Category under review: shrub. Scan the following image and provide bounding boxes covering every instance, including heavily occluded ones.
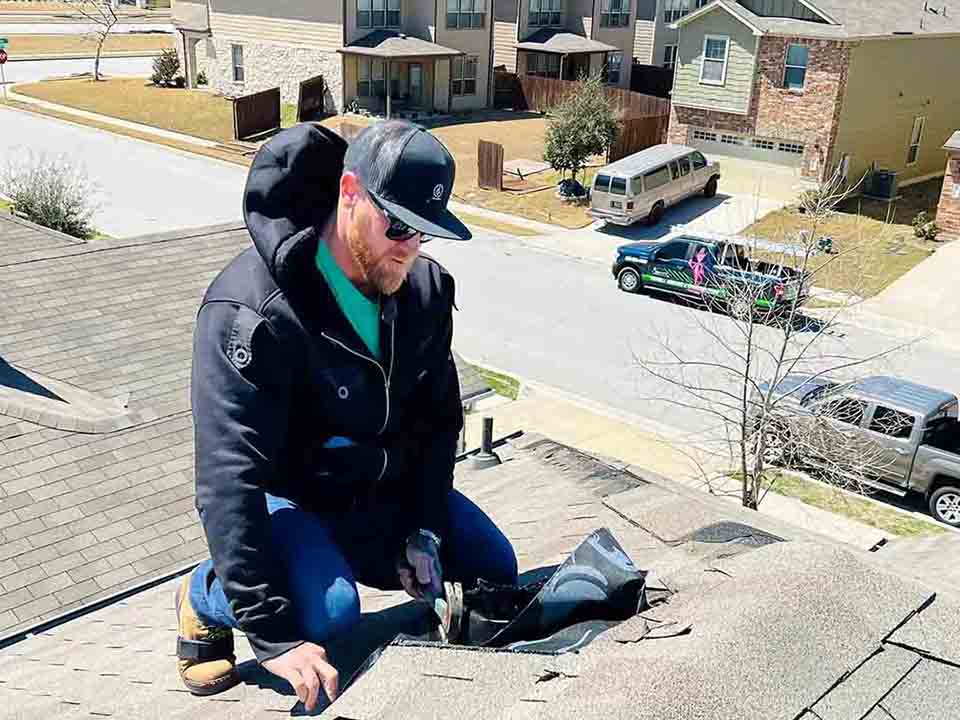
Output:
[1,151,98,240]
[912,211,941,242]
[151,49,180,87]
[196,70,208,86]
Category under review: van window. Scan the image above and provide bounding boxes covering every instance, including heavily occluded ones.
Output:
[870,406,915,439]
[669,161,681,180]
[644,166,671,191]
[691,152,708,170]
[630,176,644,195]
[594,174,611,193]
[610,177,627,195]
[678,157,691,176]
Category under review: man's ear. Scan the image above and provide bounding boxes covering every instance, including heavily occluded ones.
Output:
[340,171,362,208]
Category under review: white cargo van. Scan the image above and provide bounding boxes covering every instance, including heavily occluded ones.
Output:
[589,144,721,226]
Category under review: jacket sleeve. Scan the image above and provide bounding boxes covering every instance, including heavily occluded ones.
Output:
[191,300,304,664]
[409,275,463,544]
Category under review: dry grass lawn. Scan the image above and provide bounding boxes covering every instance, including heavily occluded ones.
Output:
[0,2,164,12]
[744,207,934,298]
[16,77,238,141]
[4,33,173,56]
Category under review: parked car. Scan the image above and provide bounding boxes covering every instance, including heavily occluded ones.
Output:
[755,374,960,527]
[611,234,808,318]
[589,144,721,226]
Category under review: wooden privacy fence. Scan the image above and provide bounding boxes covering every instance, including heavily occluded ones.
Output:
[233,87,280,141]
[630,63,674,99]
[608,115,671,163]
[515,75,671,119]
[478,140,504,191]
[297,74,327,123]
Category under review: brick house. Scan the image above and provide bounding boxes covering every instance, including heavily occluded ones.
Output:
[665,0,960,186]
[171,0,496,117]
[939,131,960,241]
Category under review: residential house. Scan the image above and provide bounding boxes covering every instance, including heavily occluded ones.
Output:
[493,0,638,89]
[664,0,960,185]
[633,0,658,64]
[171,0,497,116]
[939,131,960,241]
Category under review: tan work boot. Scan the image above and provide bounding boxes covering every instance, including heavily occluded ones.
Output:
[175,572,240,695]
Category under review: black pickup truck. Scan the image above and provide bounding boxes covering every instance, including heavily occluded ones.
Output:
[612,234,809,318]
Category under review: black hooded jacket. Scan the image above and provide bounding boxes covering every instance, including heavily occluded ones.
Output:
[190,124,463,663]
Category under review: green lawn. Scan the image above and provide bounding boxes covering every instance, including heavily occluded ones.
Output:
[769,471,946,538]
[473,365,521,401]
[0,197,11,214]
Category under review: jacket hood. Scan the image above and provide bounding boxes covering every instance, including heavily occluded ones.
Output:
[243,123,348,288]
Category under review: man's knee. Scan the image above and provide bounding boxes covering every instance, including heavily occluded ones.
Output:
[299,577,361,643]
[487,539,519,586]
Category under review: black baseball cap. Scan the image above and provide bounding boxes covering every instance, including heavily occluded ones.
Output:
[344,120,471,241]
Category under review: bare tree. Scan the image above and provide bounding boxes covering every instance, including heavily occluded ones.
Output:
[631,165,914,510]
[69,1,120,82]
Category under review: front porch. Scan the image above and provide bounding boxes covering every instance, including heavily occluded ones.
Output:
[515,28,619,84]
[339,30,465,120]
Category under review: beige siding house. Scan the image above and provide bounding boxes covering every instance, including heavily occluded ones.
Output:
[667,0,960,185]
[492,0,637,89]
[171,0,495,116]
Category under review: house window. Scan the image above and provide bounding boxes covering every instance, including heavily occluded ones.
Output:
[358,0,400,28]
[784,43,808,90]
[529,0,561,27]
[907,116,925,165]
[231,44,244,82]
[605,51,623,84]
[664,0,707,24]
[358,57,386,97]
[600,0,630,27]
[663,44,678,70]
[452,55,478,95]
[447,0,486,29]
[526,52,560,78]
[699,35,729,86]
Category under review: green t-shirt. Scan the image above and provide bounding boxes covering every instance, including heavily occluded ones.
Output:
[315,239,381,358]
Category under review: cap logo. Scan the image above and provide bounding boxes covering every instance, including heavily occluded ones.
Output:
[432,184,444,201]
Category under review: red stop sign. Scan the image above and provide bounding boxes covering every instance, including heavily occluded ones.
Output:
[0,50,7,65]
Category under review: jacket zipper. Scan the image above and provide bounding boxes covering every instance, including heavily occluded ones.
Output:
[321,316,396,436]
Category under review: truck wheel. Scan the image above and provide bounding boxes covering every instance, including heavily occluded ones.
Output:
[729,295,755,322]
[618,268,642,294]
[929,485,960,527]
[647,202,665,226]
[704,176,719,198]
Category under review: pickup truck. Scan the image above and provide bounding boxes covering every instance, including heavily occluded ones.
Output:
[612,233,809,318]
[756,374,960,527]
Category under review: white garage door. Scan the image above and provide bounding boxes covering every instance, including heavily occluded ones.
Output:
[688,128,806,168]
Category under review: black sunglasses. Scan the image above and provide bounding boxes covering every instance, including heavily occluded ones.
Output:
[367,193,422,242]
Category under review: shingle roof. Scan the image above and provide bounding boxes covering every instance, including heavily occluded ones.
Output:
[677,0,960,39]
[339,29,463,58]
[0,216,490,644]
[1,436,958,719]
[515,28,620,55]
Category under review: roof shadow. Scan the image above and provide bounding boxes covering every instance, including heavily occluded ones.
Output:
[0,357,65,403]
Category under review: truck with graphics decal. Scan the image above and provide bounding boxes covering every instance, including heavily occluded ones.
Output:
[612,234,809,318]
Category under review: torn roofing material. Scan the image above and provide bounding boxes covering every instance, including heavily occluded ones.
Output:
[2,437,960,720]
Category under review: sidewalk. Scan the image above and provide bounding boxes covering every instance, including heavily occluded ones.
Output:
[461,384,903,551]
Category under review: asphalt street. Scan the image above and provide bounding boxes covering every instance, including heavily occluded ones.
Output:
[1,56,155,84]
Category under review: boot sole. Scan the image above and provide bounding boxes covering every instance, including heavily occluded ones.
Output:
[175,576,241,697]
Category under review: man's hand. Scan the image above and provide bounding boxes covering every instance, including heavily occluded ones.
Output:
[397,530,443,601]
[262,642,339,712]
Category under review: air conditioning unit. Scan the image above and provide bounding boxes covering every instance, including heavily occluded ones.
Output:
[868,168,898,200]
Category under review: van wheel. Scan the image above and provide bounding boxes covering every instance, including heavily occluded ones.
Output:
[647,202,665,226]
[929,485,960,526]
[618,268,642,294]
[704,177,719,198]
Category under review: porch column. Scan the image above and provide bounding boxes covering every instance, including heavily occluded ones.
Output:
[559,54,565,82]
[386,59,392,119]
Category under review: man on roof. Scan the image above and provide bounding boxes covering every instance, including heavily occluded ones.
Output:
[176,120,518,711]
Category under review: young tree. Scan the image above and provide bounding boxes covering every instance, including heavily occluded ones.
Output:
[70,0,120,81]
[630,166,912,510]
[542,73,619,193]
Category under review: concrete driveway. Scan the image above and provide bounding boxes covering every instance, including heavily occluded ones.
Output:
[704,154,811,204]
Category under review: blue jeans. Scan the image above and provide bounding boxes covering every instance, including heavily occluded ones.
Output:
[189,490,518,645]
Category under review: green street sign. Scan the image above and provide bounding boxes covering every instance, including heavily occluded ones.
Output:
[0,39,8,48]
